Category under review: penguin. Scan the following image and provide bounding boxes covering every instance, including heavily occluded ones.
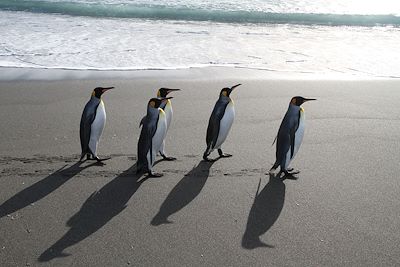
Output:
[203,84,241,161]
[137,97,172,177]
[79,87,114,162]
[156,88,180,160]
[270,96,316,177]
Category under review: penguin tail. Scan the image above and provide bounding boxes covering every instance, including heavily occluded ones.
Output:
[136,161,147,175]
[79,153,86,162]
[203,145,213,161]
[136,163,142,174]
[269,162,279,172]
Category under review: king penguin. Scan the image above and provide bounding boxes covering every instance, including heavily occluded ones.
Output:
[270,96,316,177]
[137,97,172,177]
[203,84,241,161]
[156,87,180,160]
[79,86,114,162]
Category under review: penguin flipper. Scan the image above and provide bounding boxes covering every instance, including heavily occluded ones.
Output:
[206,101,227,149]
[80,101,99,156]
[137,116,158,173]
[206,115,220,149]
[275,129,291,171]
[139,116,146,128]
[290,128,296,159]
[290,110,301,159]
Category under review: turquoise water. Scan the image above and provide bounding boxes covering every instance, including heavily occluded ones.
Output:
[1,0,400,26]
[1,0,400,77]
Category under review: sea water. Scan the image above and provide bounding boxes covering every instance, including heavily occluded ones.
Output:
[1,0,400,78]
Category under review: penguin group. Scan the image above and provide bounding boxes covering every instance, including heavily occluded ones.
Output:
[79,85,316,179]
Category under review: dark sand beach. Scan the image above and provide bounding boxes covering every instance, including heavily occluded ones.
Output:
[1,67,400,266]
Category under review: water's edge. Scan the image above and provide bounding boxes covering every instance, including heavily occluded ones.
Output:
[0,66,396,82]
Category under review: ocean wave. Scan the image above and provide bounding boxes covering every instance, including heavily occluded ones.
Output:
[1,0,400,26]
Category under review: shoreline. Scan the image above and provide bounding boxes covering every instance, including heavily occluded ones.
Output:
[1,66,398,82]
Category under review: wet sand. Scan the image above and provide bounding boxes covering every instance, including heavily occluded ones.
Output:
[1,68,400,266]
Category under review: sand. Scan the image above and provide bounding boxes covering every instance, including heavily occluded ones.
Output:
[1,67,400,266]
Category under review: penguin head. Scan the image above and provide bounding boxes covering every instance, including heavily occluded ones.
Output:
[290,96,316,106]
[148,97,173,109]
[92,87,114,98]
[220,83,242,97]
[157,88,181,97]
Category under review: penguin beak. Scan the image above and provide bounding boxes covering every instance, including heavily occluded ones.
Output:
[167,88,181,94]
[101,87,114,93]
[304,98,316,102]
[230,84,242,90]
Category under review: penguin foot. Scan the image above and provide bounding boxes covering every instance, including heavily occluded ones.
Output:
[78,154,93,162]
[287,170,300,175]
[79,154,87,162]
[282,170,299,180]
[161,155,177,161]
[160,152,176,161]
[148,172,164,178]
[94,156,111,162]
[218,149,232,158]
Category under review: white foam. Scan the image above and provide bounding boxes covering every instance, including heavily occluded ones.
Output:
[1,10,400,78]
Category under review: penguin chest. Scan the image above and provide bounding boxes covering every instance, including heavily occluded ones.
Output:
[215,101,235,149]
[284,108,305,168]
[90,101,106,142]
[152,110,168,153]
[293,109,305,157]
[164,100,173,131]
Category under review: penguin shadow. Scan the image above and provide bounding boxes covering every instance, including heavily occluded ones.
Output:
[0,161,100,219]
[150,159,216,226]
[241,173,286,249]
[38,164,147,262]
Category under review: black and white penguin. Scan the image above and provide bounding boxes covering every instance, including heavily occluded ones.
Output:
[137,97,172,177]
[79,87,114,162]
[203,84,241,161]
[156,88,180,160]
[270,96,316,178]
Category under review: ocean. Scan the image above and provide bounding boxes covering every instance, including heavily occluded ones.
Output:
[1,0,400,78]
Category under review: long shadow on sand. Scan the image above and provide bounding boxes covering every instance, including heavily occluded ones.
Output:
[151,160,216,226]
[38,164,146,262]
[0,161,100,218]
[241,173,286,249]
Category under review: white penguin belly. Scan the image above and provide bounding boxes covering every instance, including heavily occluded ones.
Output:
[284,110,305,169]
[149,109,167,168]
[160,101,173,155]
[164,100,173,131]
[214,101,235,149]
[293,110,305,159]
[89,101,106,156]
